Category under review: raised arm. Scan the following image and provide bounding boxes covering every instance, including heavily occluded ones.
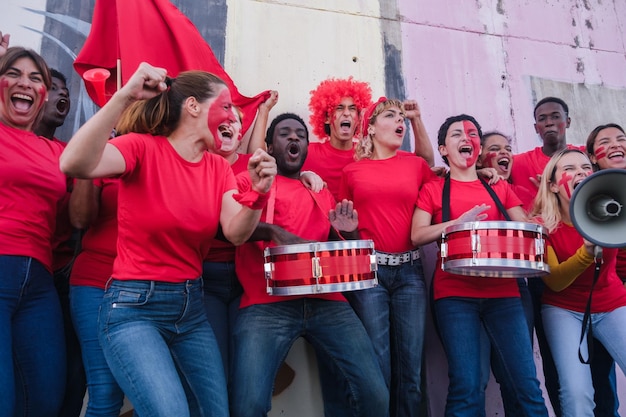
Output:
[404,99,435,167]
[220,148,277,245]
[244,90,278,153]
[59,63,168,178]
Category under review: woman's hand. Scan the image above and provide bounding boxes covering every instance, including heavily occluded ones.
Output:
[118,62,168,102]
[248,148,277,193]
[457,204,490,223]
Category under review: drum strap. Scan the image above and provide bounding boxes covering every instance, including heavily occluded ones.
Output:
[441,175,510,222]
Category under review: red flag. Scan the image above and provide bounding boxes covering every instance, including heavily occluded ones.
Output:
[74,0,269,134]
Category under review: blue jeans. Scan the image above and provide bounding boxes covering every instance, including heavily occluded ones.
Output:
[230,299,388,417]
[434,297,548,417]
[530,279,619,417]
[486,279,534,417]
[345,260,426,417]
[55,268,87,417]
[542,305,626,417]
[202,260,242,379]
[98,278,227,417]
[70,285,125,417]
[0,256,66,417]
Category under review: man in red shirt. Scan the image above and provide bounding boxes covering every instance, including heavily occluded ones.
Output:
[510,97,618,417]
[231,113,388,417]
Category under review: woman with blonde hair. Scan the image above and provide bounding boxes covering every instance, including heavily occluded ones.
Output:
[530,148,626,416]
[339,97,434,416]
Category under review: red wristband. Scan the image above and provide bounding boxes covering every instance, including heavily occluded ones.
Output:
[233,189,270,210]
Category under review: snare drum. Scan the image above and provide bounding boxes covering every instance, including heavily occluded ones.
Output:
[264,240,378,295]
[440,221,549,277]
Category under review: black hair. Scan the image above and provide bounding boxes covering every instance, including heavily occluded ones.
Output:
[437,114,482,166]
[533,96,569,119]
[265,113,309,145]
[50,68,67,85]
[480,130,510,147]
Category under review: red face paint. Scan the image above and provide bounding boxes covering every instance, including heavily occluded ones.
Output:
[36,85,47,112]
[594,145,607,161]
[463,120,480,167]
[482,151,497,168]
[207,88,234,150]
[557,171,574,199]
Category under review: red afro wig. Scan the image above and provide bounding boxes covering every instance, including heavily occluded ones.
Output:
[308,77,372,140]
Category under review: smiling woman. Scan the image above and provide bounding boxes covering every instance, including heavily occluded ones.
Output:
[0,42,69,417]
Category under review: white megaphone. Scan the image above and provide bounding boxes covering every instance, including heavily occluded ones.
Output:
[570,168,626,248]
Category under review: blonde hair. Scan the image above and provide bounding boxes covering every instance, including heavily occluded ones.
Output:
[530,148,588,233]
[355,99,404,160]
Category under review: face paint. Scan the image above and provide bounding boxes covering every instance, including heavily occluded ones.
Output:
[463,120,480,167]
[207,87,234,150]
[482,151,497,168]
[557,171,574,199]
[36,85,47,112]
[594,145,607,161]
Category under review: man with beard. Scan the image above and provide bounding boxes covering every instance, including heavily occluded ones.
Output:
[510,96,619,417]
[230,113,388,417]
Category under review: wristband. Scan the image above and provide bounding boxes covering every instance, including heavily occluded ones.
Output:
[233,189,270,210]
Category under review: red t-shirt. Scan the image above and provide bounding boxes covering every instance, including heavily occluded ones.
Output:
[204,153,251,263]
[339,151,434,253]
[110,133,236,282]
[70,178,119,288]
[417,177,523,300]
[235,174,345,308]
[510,145,584,209]
[302,141,355,201]
[543,222,626,312]
[0,123,66,271]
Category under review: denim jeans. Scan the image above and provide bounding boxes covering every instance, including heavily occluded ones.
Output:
[230,299,388,417]
[345,260,426,417]
[530,279,619,417]
[55,269,87,417]
[486,279,534,417]
[434,297,548,417]
[98,278,227,417]
[202,260,242,379]
[0,256,66,417]
[542,305,626,417]
[70,285,125,417]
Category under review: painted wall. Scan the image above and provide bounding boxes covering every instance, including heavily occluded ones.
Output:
[2,0,625,416]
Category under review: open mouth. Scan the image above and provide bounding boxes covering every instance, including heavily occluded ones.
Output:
[395,126,404,135]
[218,125,233,139]
[11,93,33,112]
[339,120,352,134]
[56,98,69,114]
[459,144,473,157]
[287,142,301,158]
[608,151,625,160]
[497,157,510,171]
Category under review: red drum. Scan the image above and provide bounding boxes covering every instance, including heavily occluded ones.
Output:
[440,221,549,278]
[264,240,378,295]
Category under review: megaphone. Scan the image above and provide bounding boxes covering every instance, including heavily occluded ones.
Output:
[570,168,626,248]
[82,68,111,107]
